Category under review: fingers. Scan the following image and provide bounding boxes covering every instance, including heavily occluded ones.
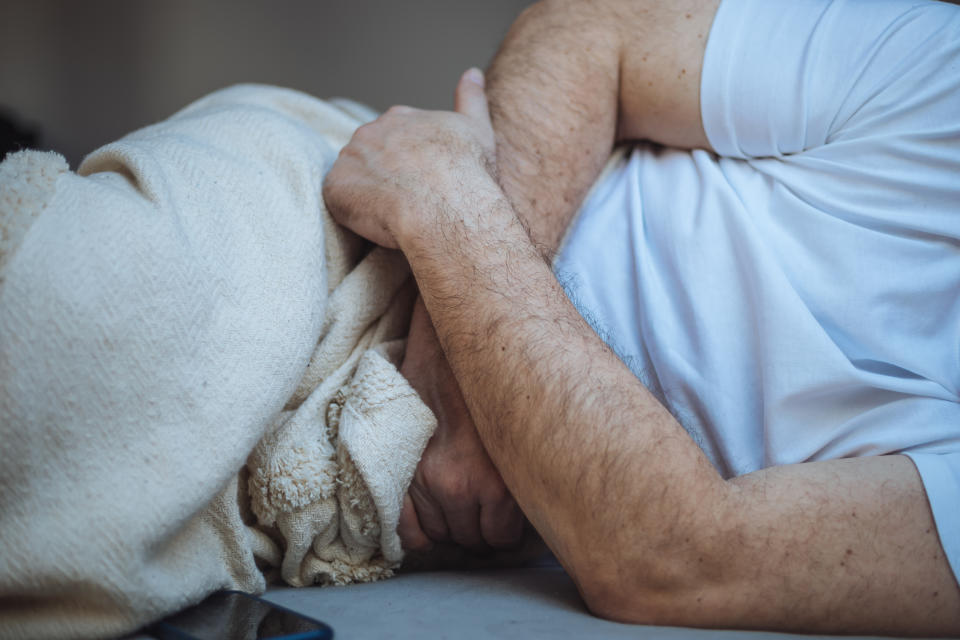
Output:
[398,493,434,551]
[440,482,525,551]
[408,479,451,543]
[383,104,416,117]
[444,501,486,552]
[454,68,492,130]
[322,141,402,249]
[480,493,526,550]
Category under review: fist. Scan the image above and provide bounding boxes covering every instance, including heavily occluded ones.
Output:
[323,69,497,249]
[398,296,525,552]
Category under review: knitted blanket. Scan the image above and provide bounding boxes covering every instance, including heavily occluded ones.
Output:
[0,85,436,639]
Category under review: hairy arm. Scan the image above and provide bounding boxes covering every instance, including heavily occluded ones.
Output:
[486,0,713,254]
[403,170,959,635]
[332,0,960,633]
[398,0,716,550]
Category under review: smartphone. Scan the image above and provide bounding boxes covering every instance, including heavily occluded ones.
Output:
[148,590,333,640]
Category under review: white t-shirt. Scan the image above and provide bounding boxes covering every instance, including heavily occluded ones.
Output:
[555,0,960,582]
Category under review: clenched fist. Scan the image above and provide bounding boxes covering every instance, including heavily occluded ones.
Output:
[323,68,499,250]
[398,296,525,552]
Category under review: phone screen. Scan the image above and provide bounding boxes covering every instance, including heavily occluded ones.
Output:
[149,590,333,640]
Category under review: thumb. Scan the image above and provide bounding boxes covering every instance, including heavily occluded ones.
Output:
[454,68,492,129]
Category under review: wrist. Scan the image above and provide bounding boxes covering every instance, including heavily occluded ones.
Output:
[393,170,511,256]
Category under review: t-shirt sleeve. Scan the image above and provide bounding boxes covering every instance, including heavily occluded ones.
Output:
[700,0,960,585]
[904,452,960,582]
[700,0,960,159]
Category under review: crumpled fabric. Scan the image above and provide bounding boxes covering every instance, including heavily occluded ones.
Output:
[0,85,436,640]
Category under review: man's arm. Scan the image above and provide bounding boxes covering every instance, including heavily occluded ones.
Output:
[323,81,960,634]
[396,0,626,550]
[326,0,960,633]
[398,0,717,551]
[487,0,713,253]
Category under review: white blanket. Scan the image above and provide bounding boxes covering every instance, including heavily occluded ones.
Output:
[0,85,436,639]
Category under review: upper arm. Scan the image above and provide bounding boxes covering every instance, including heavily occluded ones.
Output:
[602,455,960,636]
[720,456,960,635]
[614,0,719,150]
[484,0,719,252]
[485,0,623,253]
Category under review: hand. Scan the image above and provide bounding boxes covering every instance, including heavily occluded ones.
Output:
[322,68,498,249]
[398,296,525,552]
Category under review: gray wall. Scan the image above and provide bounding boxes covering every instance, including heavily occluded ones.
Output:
[0,0,533,166]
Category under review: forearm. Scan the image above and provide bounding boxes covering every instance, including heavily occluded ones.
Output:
[397,177,960,636]
[397,175,727,618]
[397,1,622,546]
[407,0,723,609]
[462,0,722,595]
[326,0,960,629]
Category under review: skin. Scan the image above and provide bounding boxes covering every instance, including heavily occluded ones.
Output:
[399,295,524,551]
[398,0,715,553]
[323,0,960,634]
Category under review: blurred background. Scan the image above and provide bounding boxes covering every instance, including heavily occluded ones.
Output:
[0,0,533,166]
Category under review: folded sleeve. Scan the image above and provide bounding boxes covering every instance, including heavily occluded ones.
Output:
[904,452,960,582]
[701,0,960,159]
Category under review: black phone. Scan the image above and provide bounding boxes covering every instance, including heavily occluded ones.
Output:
[148,590,333,640]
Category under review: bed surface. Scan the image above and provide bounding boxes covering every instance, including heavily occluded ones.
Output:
[262,566,924,639]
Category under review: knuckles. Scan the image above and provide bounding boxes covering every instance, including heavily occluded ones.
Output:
[425,449,513,508]
[334,108,494,191]
[351,120,378,141]
[424,455,472,504]
[483,481,513,506]
[384,104,416,116]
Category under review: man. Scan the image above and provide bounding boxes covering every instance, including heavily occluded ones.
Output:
[323,0,960,635]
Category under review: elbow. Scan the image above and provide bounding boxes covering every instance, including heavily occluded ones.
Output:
[579,574,660,625]
[577,567,691,627]
[572,538,734,627]
[569,479,745,626]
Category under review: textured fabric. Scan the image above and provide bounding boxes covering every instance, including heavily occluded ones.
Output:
[0,85,436,639]
[556,0,960,580]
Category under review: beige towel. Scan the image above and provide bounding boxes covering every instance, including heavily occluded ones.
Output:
[0,85,436,639]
